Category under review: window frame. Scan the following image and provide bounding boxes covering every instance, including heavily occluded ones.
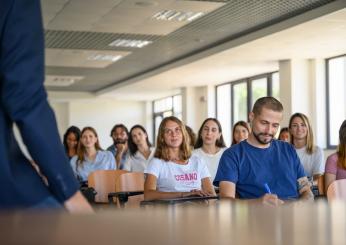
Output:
[215,71,279,144]
[326,54,346,149]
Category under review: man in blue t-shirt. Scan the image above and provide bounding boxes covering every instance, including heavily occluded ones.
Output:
[214,97,313,205]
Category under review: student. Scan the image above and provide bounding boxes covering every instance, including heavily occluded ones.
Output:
[186,125,197,149]
[71,127,115,183]
[324,120,346,192]
[63,126,81,160]
[124,125,155,172]
[214,97,313,205]
[193,118,227,182]
[107,124,129,169]
[0,0,91,212]
[144,116,216,201]
[278,127,290,142]
[231,121,250,146]
[289,113,324,181]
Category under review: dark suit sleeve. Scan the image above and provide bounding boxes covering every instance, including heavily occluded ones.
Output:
[0,0,79,202]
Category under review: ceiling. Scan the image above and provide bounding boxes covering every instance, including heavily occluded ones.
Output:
[42,0,346,101]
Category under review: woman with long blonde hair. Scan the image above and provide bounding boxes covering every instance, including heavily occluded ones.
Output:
[70,127,115,183]
[144,116,215,201]
[289,113,324,181]
[325,120,346,192]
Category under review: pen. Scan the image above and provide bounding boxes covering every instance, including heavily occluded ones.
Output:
[264,183,272,194]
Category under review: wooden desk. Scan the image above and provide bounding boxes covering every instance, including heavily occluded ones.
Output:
[1,200,345,245]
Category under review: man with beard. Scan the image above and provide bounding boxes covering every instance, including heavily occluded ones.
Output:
[107,124,129,169]
[214,97,313,205]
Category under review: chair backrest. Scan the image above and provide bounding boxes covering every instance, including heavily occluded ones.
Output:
[326,179,346,202]
[115,172,145,208]
[115,172,145,193]
[88,170,128,203]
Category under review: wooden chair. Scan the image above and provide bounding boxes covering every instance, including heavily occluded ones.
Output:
[88,170,128,203]
[317,174,325,196]
[108,172,145,208]
[326,179,346,202]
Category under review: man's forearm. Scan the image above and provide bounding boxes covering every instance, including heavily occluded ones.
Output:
[299,188,314,201]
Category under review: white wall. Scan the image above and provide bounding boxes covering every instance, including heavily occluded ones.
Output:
[51,98,146,148]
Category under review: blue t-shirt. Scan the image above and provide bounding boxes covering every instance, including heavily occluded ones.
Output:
[214,140,306,199]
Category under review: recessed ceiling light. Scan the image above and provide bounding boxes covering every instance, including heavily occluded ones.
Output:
[135,1,157,7]
[87,54,123,62]
[45,76,84,87]
[108,39,153,48]
[152,10,204,22]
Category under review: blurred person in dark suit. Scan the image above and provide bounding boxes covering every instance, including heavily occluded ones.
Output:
[0,0,92,212]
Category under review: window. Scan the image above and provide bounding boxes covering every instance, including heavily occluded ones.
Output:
[153,95,182,142]
[216,72,279,146]
[326,55,346,148]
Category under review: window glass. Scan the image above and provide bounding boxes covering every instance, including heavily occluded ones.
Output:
[327,56,346,147]
[251,77,267,108]
[233,82,248,124]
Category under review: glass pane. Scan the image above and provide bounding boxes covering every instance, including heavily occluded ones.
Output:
[217,84,231,146]
[163,111,173,117]
[251,77,267,108]
[328,56,346,146]
[233,82,248,125]
[271,72,280,100]
[173,95,182,113]
[154,115,163,144]
[164,97,173,111]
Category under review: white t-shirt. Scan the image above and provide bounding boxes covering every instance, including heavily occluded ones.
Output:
[295,146,324,178]
[192,147,226,182]
[123,147,155,172]
[145,155,211,192]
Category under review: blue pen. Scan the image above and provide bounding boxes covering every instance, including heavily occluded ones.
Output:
[264,183,272,194]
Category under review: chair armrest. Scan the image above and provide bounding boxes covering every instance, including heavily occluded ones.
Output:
[108,191,144,205]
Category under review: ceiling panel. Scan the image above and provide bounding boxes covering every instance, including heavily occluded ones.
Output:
[42,0,343,93]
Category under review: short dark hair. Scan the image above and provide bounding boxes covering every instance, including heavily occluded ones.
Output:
[110,124,129,137]
[128,124,152,156]
[252,96,283,116]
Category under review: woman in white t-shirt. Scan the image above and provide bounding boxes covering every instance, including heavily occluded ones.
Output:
[144,116,216,201]
[123,124,155,172]
[192,118,227,182]
[289,113,324,181]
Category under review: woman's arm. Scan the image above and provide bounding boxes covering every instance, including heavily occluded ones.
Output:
[144,174,184,200]
[324,173,336,193]
[201,177,216,196]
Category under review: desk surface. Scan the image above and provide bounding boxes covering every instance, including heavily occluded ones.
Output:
[1,200,345,245]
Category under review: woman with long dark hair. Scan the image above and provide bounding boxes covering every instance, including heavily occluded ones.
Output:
[124,124,154,172]
[231,121,250,146]
[63,126,81,160]
[193,118,227,182]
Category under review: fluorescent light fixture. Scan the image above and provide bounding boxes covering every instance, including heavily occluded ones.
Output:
[45,76,84,87]
[108,39,152,48]
[152,10,204,22]
[87,54,123,62]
